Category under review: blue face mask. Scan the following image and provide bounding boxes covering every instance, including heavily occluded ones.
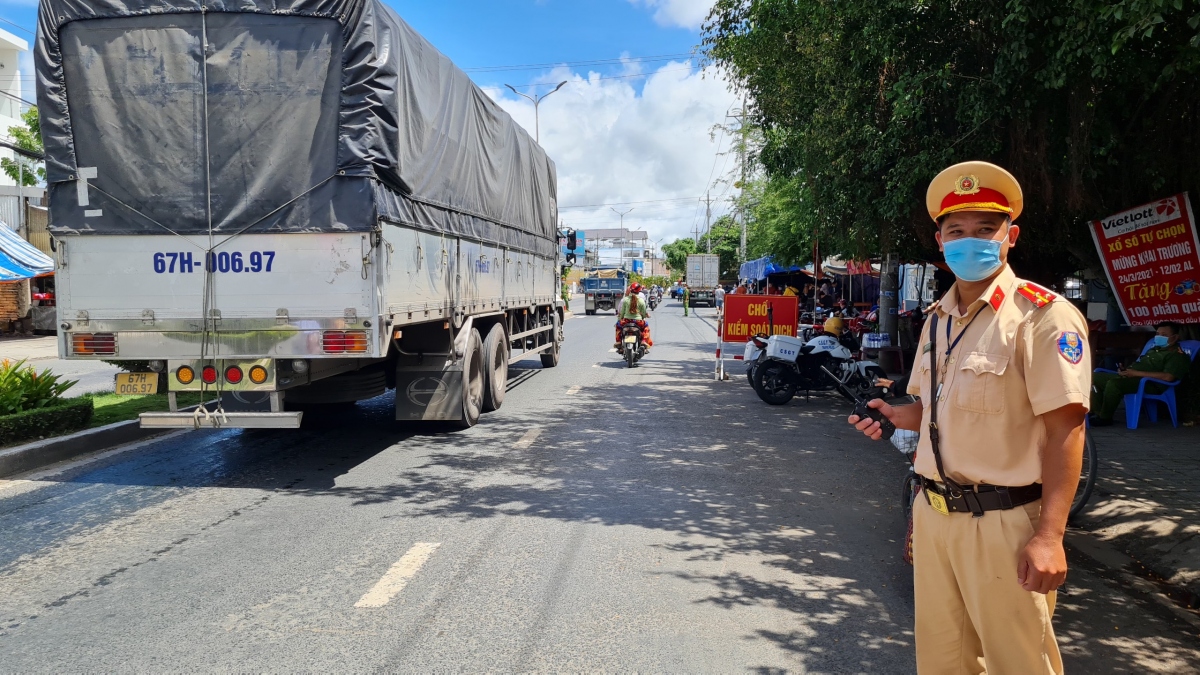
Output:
[942,237,1004,282]
[1154,335,1170,348]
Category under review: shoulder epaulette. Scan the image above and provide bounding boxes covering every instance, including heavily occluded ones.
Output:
[1016,281,1057,308]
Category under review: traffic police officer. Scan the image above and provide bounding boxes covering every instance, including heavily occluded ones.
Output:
[849,161,1091,673]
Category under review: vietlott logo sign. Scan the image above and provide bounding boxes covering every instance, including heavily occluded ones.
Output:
[1098,196,1181,239]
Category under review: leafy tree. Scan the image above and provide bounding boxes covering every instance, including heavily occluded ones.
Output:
[703,0,1200,284]
[661,237,697,275]
[1,107,44,187]
[697,215,744,280]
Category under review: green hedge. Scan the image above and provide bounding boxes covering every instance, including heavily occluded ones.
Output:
[0,397,94,447]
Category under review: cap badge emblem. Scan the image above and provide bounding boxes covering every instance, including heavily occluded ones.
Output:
[954,175,981,195]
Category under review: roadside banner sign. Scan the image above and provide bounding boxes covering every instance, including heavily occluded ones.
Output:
[1088,192,1200,326]
[722,295,799,343]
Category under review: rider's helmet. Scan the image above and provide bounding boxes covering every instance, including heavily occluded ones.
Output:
[629,282,644,295]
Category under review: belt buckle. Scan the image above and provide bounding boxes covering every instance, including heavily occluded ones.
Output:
[925,484,950,516]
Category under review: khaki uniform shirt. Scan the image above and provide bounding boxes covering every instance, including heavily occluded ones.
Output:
[907,266,1091,486]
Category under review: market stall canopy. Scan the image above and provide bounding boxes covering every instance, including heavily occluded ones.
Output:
[0,224,54,282]
[739,256,805,281]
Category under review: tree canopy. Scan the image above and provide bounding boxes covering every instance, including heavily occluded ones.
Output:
[702,0,1200,283]
[2,107,44,187]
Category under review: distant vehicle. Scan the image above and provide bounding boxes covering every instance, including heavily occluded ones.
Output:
[583,267,627,315]
[686,255,720,307]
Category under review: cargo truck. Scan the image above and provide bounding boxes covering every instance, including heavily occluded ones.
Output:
[686,254,720,307]
[37,0,564,429]
[582,267,627,315]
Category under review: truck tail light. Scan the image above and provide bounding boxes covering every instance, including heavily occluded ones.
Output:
[224,366,244,384]
[201,365,218,384]
[322,331,368,354]
[176,366,195,385]
[248,366,269,384]
[71,333,117,355]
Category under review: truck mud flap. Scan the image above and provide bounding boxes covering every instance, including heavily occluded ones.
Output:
[394,370,463,421]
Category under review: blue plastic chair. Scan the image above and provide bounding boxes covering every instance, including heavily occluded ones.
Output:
[1096,339,1200,429]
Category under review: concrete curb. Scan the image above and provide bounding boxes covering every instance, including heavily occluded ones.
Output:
[0,420,172,478]
[0,402,209,479]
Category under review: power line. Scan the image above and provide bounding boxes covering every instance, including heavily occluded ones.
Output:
[560,196,702,210]
[0,17,35,37]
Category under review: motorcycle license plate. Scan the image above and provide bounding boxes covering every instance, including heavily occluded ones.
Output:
[624,336,637,344]
[115,372,159,395]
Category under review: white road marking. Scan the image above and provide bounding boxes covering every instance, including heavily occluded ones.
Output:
[514,428,543,449]
[566,385,582,395]
[354,542,441,608]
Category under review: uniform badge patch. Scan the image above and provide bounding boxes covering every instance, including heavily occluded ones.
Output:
[989,287,1005,312]
[1057,331,1084,364]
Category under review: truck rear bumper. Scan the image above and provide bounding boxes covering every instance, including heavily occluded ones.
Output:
[139,411,303,429]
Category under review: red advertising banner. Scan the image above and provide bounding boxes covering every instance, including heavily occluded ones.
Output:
[722,295,799,342]
[1089,193,1200,326]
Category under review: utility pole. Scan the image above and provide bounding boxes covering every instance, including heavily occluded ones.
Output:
[727,97,749,264]
[504,81,568,143]
[611,207,633,271]
[703,191,713,254]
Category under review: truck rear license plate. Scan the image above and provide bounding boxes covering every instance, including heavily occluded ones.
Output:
[115,372,160,395]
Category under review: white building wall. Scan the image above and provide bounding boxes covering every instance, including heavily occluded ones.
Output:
[0,28,31,189]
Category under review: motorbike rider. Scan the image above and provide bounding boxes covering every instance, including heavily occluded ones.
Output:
[615,282,653,350]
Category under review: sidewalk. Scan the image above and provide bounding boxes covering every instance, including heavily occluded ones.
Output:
[0,335,119,394]
[1075,420,1200,604]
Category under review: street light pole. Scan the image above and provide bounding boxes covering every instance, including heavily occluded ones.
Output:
[504,81,568,144]
[611,207,634,271]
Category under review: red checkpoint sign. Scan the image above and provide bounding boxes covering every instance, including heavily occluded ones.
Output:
[1088,192,1200,326]
[722,295,799,343]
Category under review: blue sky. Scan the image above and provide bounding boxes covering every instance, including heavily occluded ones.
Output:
[0,0,739,243]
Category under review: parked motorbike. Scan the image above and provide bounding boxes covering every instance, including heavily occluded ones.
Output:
[742,333,770,385]
[620,321,647,368]
[751,332,888,405]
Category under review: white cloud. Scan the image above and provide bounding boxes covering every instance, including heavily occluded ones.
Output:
[628,0,714,30]
[485,62,738,244]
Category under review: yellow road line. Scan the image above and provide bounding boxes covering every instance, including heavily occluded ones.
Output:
[514,428,542,449]
[354,542,441,609]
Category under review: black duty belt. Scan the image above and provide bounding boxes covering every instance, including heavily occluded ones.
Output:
[921,478,1042,515]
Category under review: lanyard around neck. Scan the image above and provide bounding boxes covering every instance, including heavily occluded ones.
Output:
[941,305,986,373]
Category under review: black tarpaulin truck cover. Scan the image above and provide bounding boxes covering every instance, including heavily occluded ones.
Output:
[36,0,558,257]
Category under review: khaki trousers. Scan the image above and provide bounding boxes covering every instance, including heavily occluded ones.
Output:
[913,495,1063,674]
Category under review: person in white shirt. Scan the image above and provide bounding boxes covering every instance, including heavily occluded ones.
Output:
[715,285,726,313]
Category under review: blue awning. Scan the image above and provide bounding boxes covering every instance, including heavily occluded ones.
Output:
[739,255,805,282]
[0,224,54,282]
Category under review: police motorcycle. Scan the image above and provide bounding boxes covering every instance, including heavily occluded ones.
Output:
[742,333,771,385]
[619,321,647,368]
[751,328,888,405]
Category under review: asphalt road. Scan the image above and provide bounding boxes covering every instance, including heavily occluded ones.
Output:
[1,299,1198,672]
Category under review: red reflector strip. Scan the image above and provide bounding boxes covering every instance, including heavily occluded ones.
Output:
[322,331,368,354]
[71,333,117,356]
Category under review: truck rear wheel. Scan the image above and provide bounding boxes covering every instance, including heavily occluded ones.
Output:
[456,328,485,428]
[540,313,561,368]
[481,323,508,412]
